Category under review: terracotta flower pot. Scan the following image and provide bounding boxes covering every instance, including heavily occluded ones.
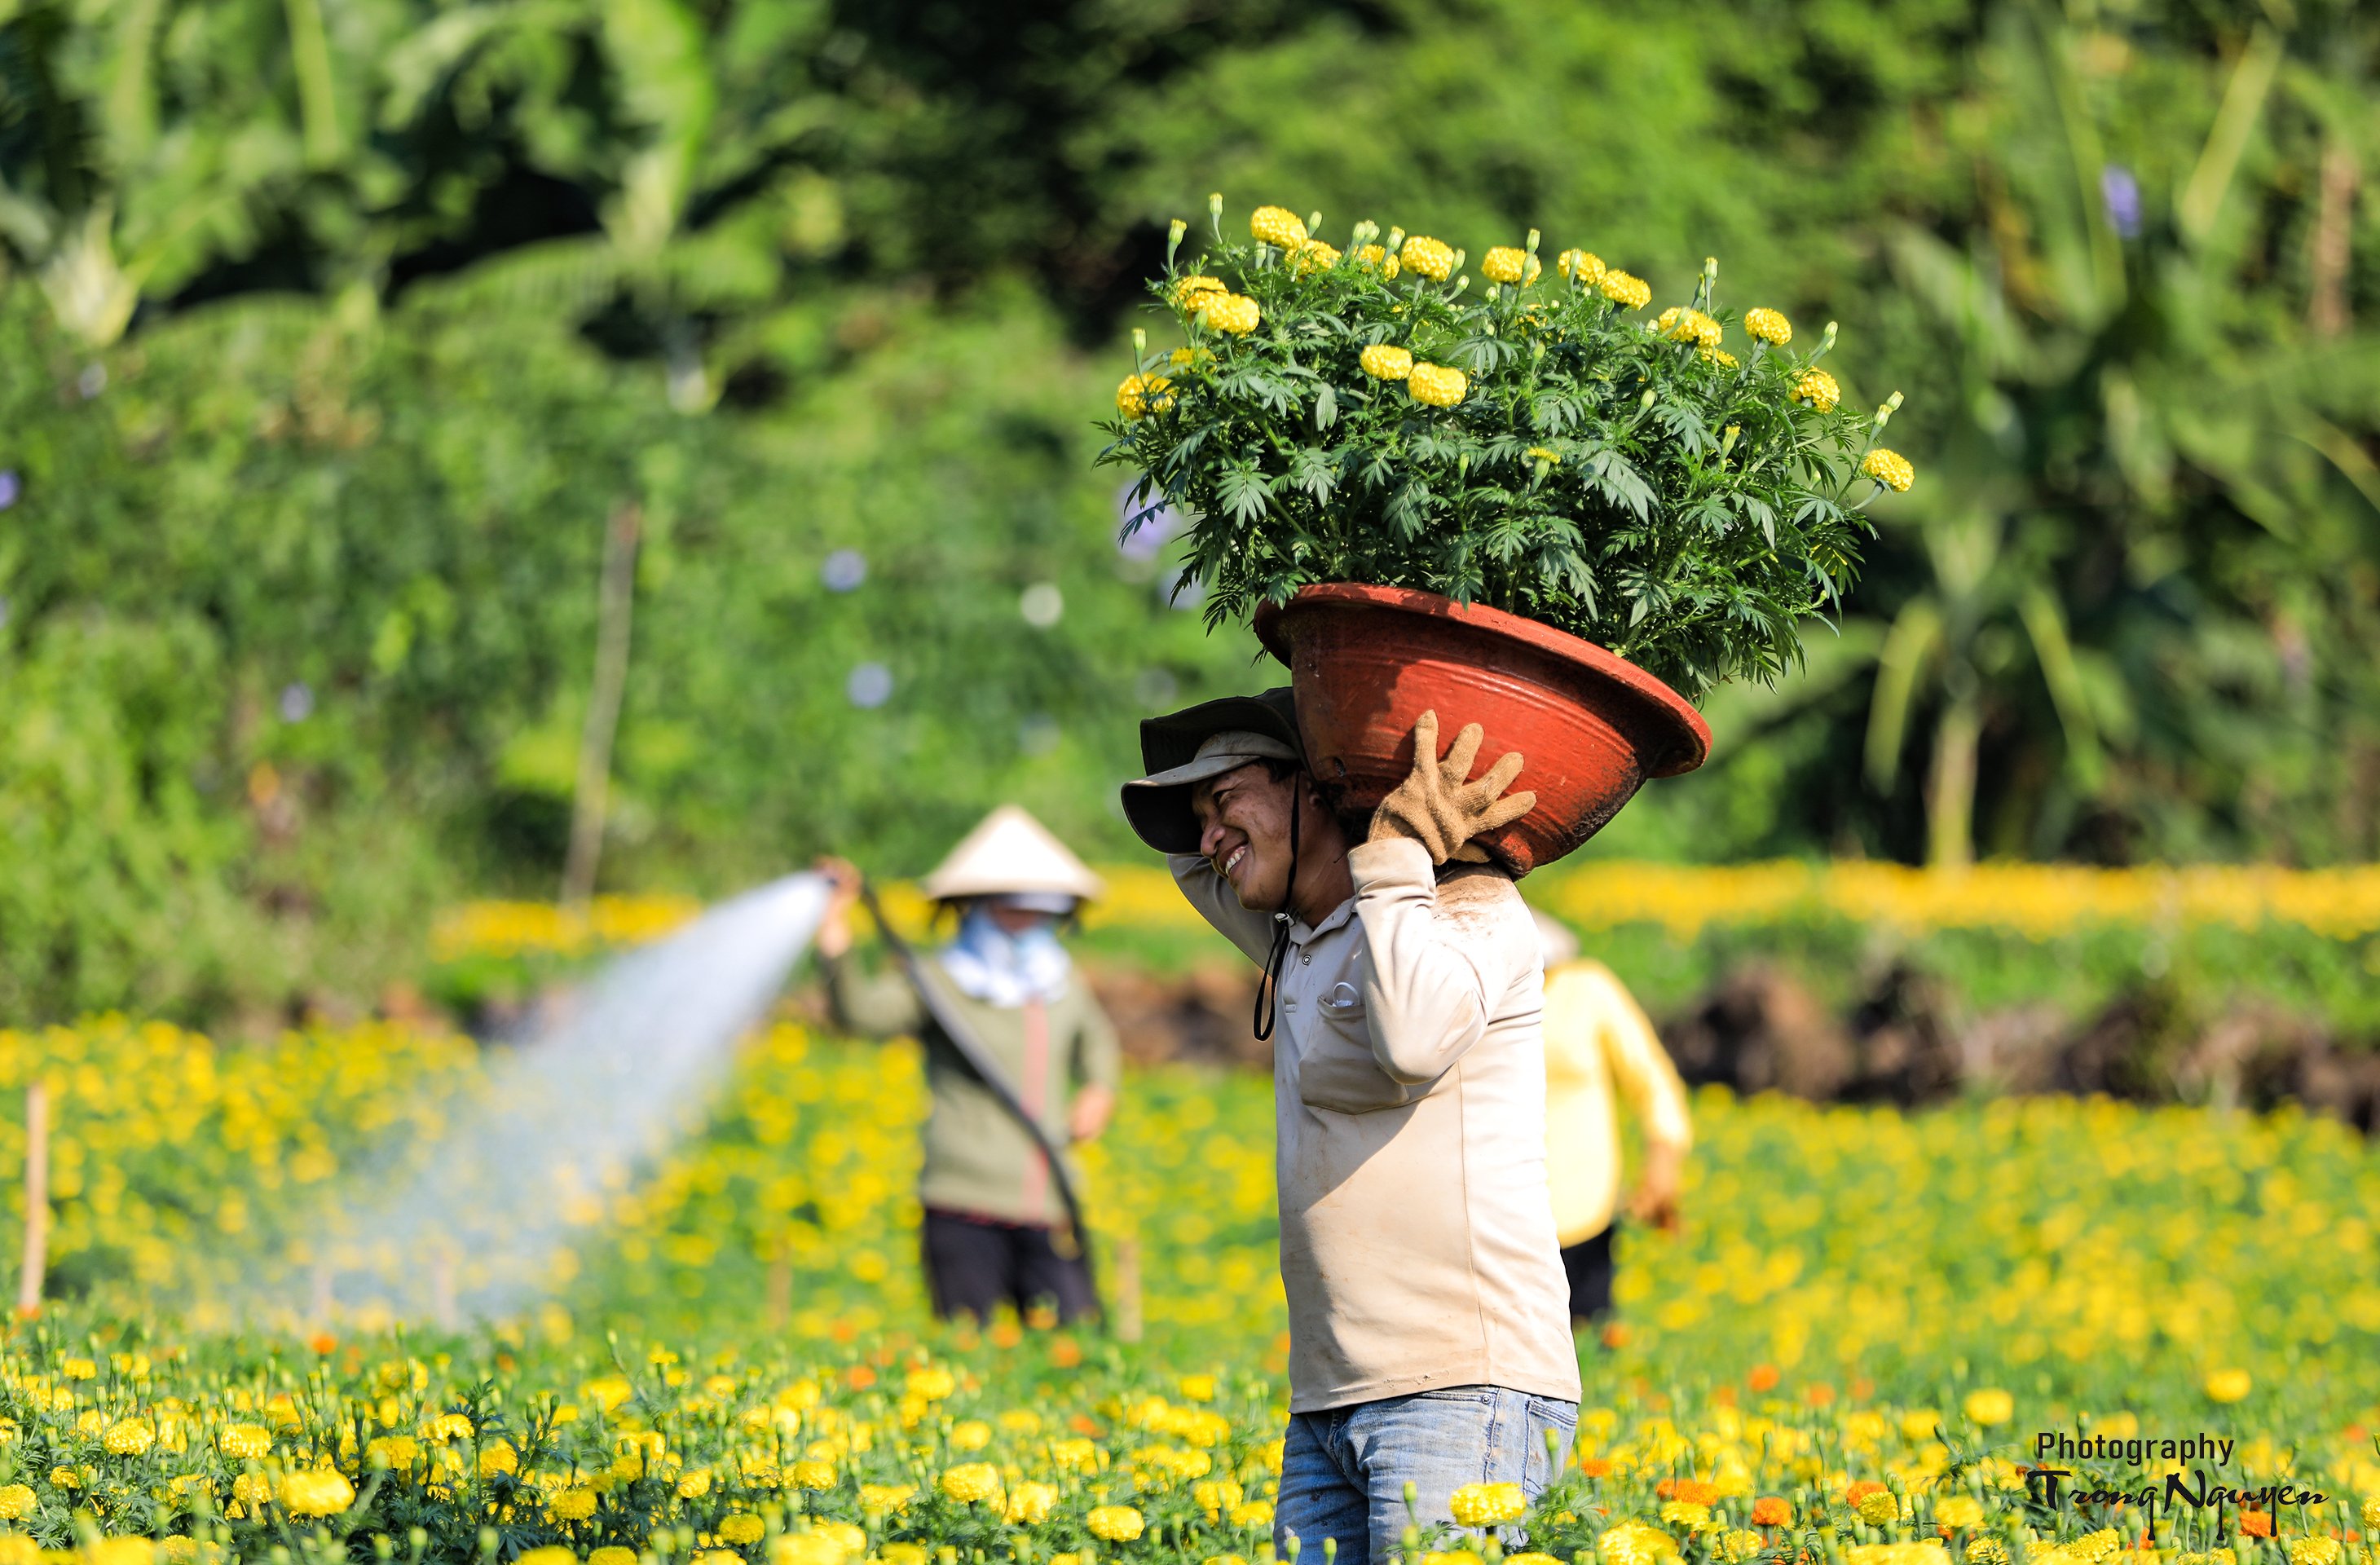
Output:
[1251,583,1710,876]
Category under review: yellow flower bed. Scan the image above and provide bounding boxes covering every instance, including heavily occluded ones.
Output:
[430,860,2380,969]
[1533,859,2380,941]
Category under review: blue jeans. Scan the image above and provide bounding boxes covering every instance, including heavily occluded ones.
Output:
[1275,1386,1579,1565]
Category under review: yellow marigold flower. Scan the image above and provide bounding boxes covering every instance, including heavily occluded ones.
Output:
[1510,1556,1567,1565]
[1598,1522,1681,1565]
[366,1434,420,1470]
[1450,1481,1527,1527]
[85,1543,152,1565]
[1933,1496,1984,1530]
[857,1482,916,1511]
[1963,1388,2016,1427]
[1966,1541,2008,1565]
[1793,368,1840,412]
[1661,1501,1715,1530]
[48,1467,79,1490]
[1848,1547,1949,1565]
[1291,240,1343,275]
[0,1484,32,1520]
[1354,244,1401,278]
[792,1458,836,1489]
[1482,247,1529,284]
[1856,1490,1902,1525]
[1862,448,1915,493]
[1407,362,1469,408]
[1401,236,1455,281]
[1228,1498,1275,1529]
[1193,1479,1245,1513]
[1169,276,1227,308]
[1193,292,1261,335]
[1206,1557,1252,1565]
[1049,1436,1100,1472]
[1599,271,1651,308]
[1116,373,1174,419]
[1525,446,1561,465]
[878,1546,926,1565]
[1743,306,1792,345]
[546,1487,597,1522]
[2204,1369,2251,1404]
[1721,1534,1765,1563]
[718,1515,767,1547]
[479,1440,519,1479]
[1657,306,1722,347]
[1088,1505,1145,1541]
[102,1419,154,1456]
[946,1418,993,1452]
[941,1462,1003,1504]
[2362,1496,2380,1528]
[677,1467,714,1499]
[1558,249,1605,284]
[279,1468,356,1517]
[426,1412,474,1442]
[2069,1532,2123,1564]
[1360,343,1414,381]
[1007,1480,1059,1524]
[61,1358,96,1381]
[518,1551,576,1565]
[903,1365,955,1400]
[589,1551,638,1565]
[1251,205,1308,249]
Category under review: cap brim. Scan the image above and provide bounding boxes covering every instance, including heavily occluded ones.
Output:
[1121,750,1281,854]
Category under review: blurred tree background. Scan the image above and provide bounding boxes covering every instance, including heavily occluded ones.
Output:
[1,0,2376,1025]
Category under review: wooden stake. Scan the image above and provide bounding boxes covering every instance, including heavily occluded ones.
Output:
[17,1082,48,1318]
[562,500,643,908]
[1113,1236,1143,1344]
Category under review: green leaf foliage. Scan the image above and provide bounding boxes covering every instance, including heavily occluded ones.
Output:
[1100,214,1893,704]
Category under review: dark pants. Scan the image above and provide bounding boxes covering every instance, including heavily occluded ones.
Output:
[920,1208,1097,1325]
[1562,1224,1615,1323]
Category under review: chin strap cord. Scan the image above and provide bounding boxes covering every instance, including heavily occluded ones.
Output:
[1252,785,1302,1043]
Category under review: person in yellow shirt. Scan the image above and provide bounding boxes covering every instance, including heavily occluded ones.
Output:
[1533,910,1692,1325]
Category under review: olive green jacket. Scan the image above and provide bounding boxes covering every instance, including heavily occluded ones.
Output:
[823,953,1121,1227]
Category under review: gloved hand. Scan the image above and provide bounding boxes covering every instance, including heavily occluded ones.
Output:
[1368,709,1536,865]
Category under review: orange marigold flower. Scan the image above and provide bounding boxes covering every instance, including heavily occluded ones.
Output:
[1748,1365,1782,1393]
[2240,1513,2273,1539]
[1845,1482,1888,1506]
[1752,1498,1792,1528]
[1580,1458,1613,1479]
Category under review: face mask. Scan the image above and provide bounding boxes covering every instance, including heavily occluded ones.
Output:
[938,905,1072,1007]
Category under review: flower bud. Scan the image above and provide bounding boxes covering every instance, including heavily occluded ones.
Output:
[1307,210,1324,238]
[1132,328,1147,359]
[1208,192,1223,225]
[1818,320,1839,357]
[1527,227,1542,255]
[1166,219,1186,265]
[1875,390,1902,428]
[1640,388,1657,412]
[1386,227,1406,251]
[1449,248,1466,276]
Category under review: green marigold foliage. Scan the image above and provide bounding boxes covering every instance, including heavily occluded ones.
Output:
[1100,205,1908,704]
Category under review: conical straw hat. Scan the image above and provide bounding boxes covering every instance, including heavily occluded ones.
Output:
[919,805,1105,904]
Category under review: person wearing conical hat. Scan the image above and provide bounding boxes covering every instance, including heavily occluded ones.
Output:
[814,805,1120,1325]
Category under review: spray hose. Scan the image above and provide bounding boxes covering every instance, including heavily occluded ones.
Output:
[853,879,1107,1329]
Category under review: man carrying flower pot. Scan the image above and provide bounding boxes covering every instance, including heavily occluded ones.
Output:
[1122,686,1579,1565]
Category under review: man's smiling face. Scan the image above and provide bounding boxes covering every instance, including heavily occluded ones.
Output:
[1191,762,1301,911]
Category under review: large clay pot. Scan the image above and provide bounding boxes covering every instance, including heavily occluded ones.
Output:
[1251,583,1710,876]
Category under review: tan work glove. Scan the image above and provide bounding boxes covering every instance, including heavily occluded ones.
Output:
[1368,709,1536,865]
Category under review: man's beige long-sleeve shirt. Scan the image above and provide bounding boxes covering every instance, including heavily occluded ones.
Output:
[1172,837,1581,1413]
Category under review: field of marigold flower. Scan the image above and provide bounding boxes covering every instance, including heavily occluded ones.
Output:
[0,1008,2376,1563]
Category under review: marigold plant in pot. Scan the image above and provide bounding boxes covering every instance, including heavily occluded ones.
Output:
[1099,196,1917,873]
